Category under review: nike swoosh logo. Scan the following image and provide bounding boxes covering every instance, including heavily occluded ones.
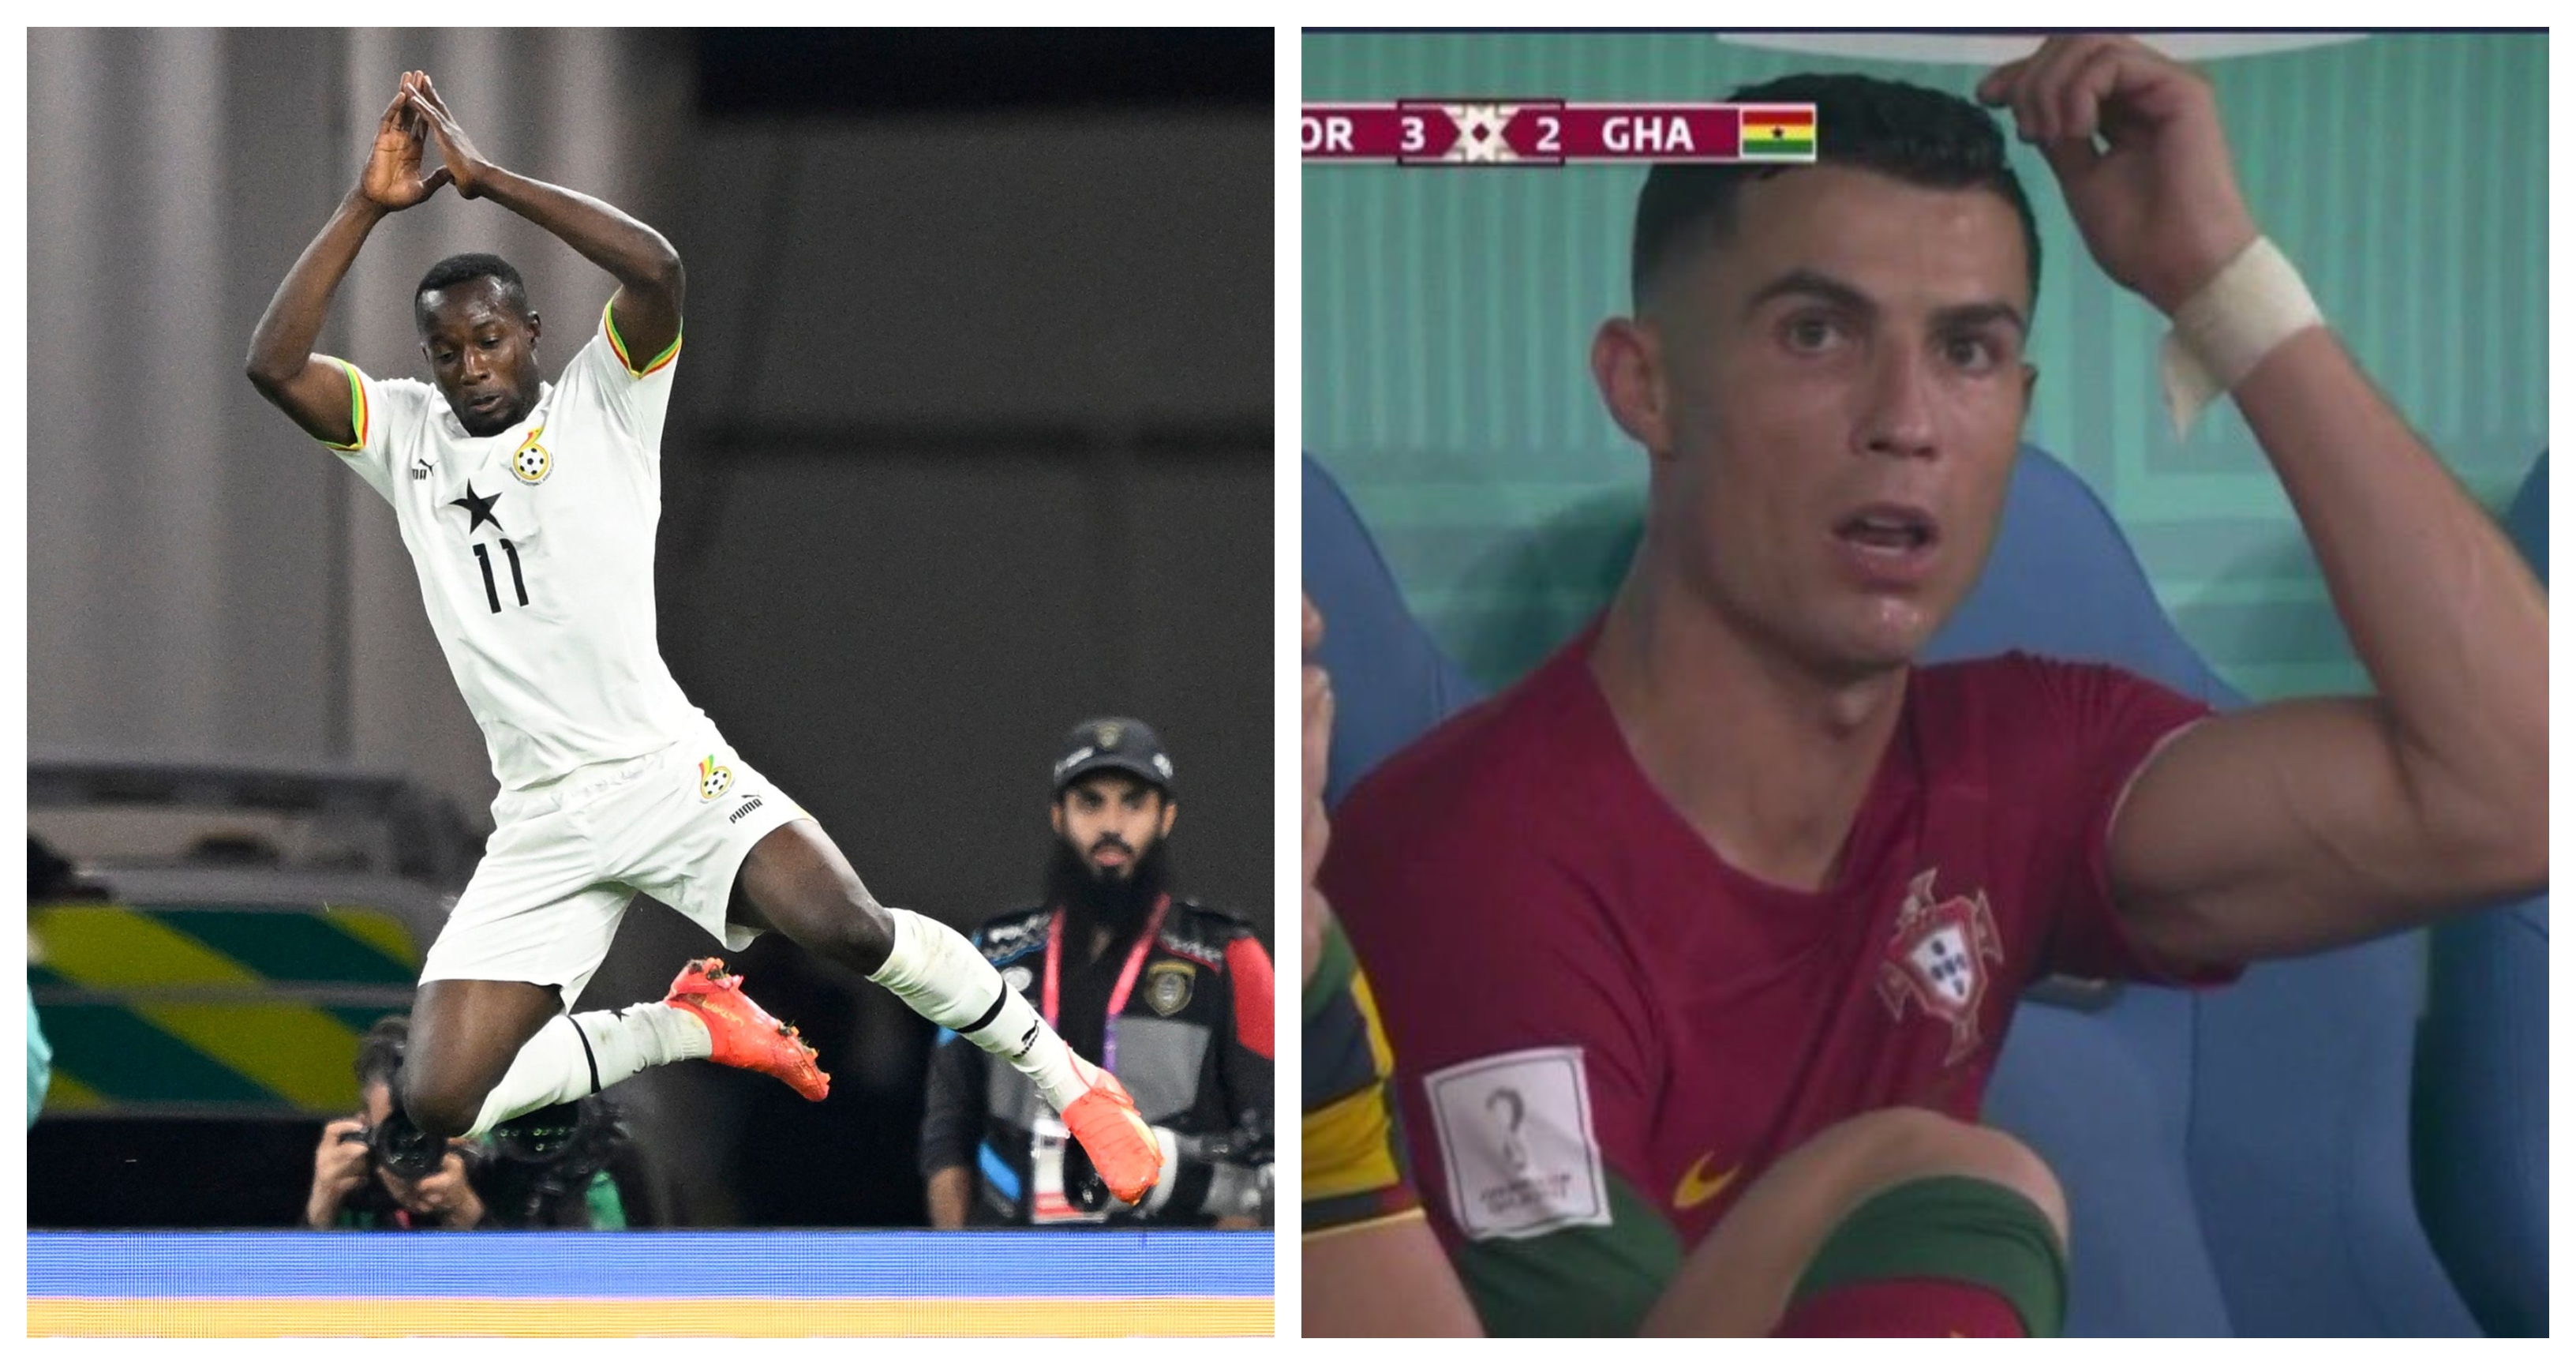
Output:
[1673,1152,1741,1210]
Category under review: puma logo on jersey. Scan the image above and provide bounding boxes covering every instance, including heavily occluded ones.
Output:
[511,426,552,485]
[410,459,433,481]
[728,796,763,824]
[698,756,734,801]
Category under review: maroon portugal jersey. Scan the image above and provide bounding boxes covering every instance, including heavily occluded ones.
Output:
[1321,623,2231,1336]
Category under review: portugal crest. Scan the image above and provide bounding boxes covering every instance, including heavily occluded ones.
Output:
[511,426,552,485]
[698,756,735,801]
[1876,868,2005,1066]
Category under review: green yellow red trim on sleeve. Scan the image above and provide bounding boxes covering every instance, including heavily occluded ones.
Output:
[602,300,682,378]
[318,358,368,452]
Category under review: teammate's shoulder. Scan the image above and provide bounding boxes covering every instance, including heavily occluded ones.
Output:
[967,905,1052,960]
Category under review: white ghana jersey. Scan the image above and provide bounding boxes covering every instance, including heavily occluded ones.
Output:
[320,304,705,792]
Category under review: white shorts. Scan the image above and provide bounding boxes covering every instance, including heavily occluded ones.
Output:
[419,726,810,1009]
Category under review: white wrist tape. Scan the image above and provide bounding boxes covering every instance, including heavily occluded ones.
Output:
[2157,236,2323,437]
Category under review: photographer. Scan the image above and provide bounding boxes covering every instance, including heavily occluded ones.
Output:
[307,1016,486,1230]
[309,1015,637,1230]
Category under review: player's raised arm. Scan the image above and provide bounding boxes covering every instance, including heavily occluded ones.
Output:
[1982,37,2546,967]
[405,72,683,368]
[245,73,452,444]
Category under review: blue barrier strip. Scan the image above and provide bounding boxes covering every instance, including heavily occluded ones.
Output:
[28,1230,1274,1299]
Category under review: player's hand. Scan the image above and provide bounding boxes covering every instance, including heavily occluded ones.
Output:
[1976,36,2260,315]
[403,72,497,201]
[357,73,452,212]
[305,1116,371,1228]
[1301,594,1335,987]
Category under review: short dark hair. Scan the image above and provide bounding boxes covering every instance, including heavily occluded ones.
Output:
[1631,73,2041,313]
[414,252,531,324]
[354,1014,410,1090]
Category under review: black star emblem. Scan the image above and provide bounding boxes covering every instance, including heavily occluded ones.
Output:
[449,481,504,533]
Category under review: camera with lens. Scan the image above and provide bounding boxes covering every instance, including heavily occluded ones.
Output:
[335,1125,402,1216]
[1061,1112,1273,1222]
[477,1098,624,1227]
[351,1112,457,1181]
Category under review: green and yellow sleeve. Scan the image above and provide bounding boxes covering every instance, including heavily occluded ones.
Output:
[1302,922,1424,1236]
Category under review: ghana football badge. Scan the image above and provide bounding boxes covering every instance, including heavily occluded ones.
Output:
[1876,868,2005,1066]
[697,755,735,801]
[511,426,552,484]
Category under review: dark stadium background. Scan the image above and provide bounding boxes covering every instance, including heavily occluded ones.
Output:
[27,28,1272,1229]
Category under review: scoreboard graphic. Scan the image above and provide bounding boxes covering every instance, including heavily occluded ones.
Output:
[1301,101,1815,166]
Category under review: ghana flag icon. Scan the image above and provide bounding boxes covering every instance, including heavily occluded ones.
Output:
[1740,105,1815,160]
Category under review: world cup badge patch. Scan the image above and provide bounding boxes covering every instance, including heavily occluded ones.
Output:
[1144,960,1196,1016]
[1876,868,2005,1066]
[697,756,734,801]
[511,426,552,485]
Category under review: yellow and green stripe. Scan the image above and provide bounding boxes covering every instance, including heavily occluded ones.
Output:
[1301,924,1420,1229]
[603,301,682,378]
[29,902,421,1115]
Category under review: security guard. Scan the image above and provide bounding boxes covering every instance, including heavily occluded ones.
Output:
[921,718,1275,1227]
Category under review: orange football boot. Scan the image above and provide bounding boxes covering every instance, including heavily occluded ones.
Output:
[1061,1056,1163,1205]
[662,957,830,1101]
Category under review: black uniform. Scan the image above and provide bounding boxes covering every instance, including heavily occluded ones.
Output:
[921,898,1275,1225]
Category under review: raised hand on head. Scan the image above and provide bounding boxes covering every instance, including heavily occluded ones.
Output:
[1976,35,2258,313]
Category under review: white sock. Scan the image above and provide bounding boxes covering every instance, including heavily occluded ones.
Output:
[870,906,1090,1112]
[464,1003,713,1138]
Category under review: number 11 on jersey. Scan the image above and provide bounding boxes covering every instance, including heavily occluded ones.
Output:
[473,539,530,613]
